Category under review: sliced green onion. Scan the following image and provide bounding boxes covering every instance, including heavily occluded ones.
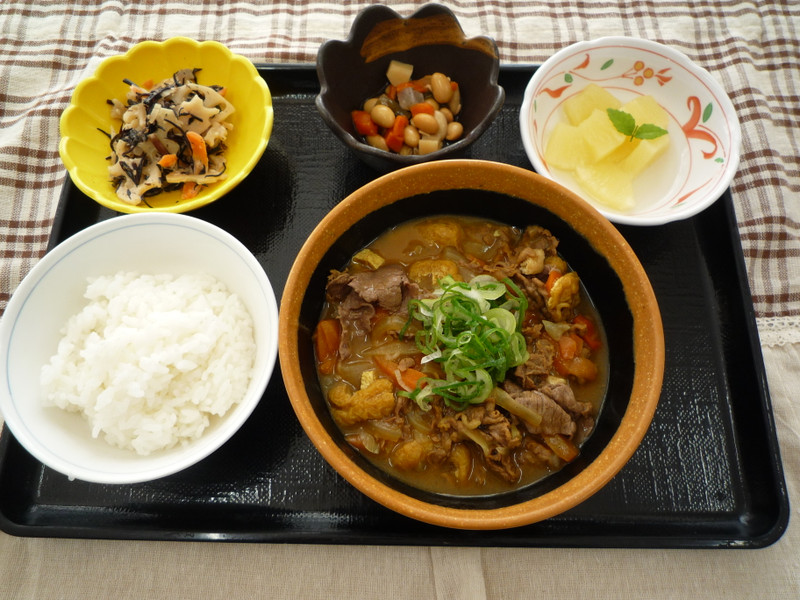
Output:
[484,307,517,335]
[400,274,530,411]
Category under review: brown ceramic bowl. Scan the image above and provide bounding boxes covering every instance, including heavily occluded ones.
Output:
[315,4,504,172]
[279,159,664,529]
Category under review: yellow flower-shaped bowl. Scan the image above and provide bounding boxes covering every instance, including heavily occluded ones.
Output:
[59,37,273,213]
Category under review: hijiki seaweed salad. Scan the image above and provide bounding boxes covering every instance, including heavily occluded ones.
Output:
[100,68,234,206]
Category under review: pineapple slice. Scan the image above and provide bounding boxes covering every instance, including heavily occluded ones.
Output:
[543,86,670,212]
[574,163,635,211]
[602,137,641,164]
[544,122,592,170]
[621,95,669,129]
[576,108,627,162]
[620,135,670,177]
[563,83,622,126]
[575,135,667,210]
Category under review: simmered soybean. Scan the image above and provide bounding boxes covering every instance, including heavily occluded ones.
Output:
[351,61,464,156]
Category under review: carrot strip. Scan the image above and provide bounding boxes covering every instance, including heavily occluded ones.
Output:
[157,154,177,168]
[373,355,426,391]
[401,367,427,391]
[181,181,200,199]
[542,434,579,462]
[186,131,208,173]
[314,319,341,375]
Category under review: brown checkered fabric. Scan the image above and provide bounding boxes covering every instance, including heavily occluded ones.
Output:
[1,1,798,323]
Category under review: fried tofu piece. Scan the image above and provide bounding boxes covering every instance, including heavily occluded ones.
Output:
[547,271,581,321]
[449,443,472,483]
[328,378,395,426]
[408,259,461,287]
[391,438,433,470]
[360,368,379,390]
[417,220,463,249]
[353,249,385,270]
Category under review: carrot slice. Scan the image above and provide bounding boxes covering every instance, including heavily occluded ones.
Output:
[384,114,408,153]
[401,367,427,391]
[557,334,578,360]
[410,102,435,117]
[396,80,427,94]
[351,110,378,136]
[573,314,602,350]
[545,269,562,293]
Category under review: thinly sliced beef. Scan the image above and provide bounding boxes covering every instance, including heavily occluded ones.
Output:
[326,264,418,359]
[342,264,411,311]
[513,272,548,310]
[326,270,356,302]
[487,449,522,482]
[335,293,375,359]
[541,381,592,416]
[514,338,555,387]
[502,385,576,436]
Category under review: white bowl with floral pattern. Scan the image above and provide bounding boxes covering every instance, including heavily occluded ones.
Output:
[520,37,741,226]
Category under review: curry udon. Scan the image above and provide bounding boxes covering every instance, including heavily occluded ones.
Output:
[313,216,607,496]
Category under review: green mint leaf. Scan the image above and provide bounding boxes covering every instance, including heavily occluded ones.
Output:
[633,123,668,139]
[608,108,668,141]
[606,108,635,137]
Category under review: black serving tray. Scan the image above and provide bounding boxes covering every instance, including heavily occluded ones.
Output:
[0,65,789,548]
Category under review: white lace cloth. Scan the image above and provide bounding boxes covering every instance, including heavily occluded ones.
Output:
[757,317,800,347]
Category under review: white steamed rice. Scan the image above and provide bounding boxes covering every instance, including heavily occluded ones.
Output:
[40,271,256,456]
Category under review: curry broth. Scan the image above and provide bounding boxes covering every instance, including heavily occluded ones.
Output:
[316,216,608,497]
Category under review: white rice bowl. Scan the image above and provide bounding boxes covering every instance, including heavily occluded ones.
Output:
[0,213,278,484]
[41,271,255,456]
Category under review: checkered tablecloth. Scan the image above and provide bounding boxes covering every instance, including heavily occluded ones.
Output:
[1,2,798,599]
